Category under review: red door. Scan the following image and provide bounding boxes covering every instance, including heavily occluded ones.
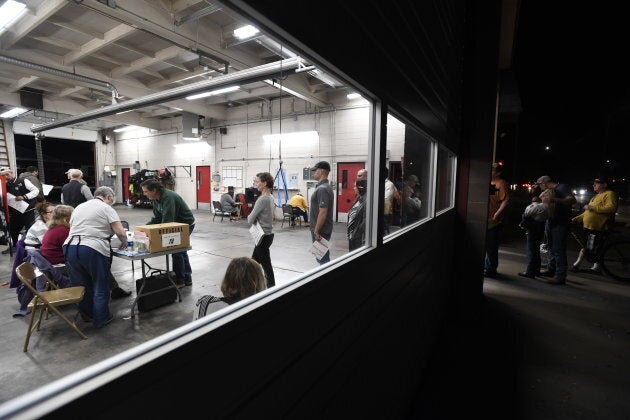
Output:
[122,168,130,203]
[196,166,211,210]
[336,162,365,222]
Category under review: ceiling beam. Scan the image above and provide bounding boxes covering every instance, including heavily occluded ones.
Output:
[48,17,105,39]
[111,45,181,78]
[0,0,67,50]
[7,75,39,93]
[63,24,136,65]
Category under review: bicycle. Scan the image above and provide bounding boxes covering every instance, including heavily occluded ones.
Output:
[569,222,630,281]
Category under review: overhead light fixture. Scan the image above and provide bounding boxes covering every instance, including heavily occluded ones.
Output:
[263,79,304,99]
[174,141,210,148]
[186,85,240,100]
[113,125,140,133]
[347,93,362,100]
[0,0,27,35]
[0,107,27,118]
[234,25,259,40]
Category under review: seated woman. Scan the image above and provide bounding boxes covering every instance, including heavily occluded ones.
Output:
[24,201,56,250]
[40,205,73,265]
[41,205,131,299]
[193,257,267,320]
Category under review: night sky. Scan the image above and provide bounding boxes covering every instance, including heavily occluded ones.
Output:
[503,3,629,191]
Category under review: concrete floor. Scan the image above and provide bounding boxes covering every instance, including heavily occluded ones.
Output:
[0,205,350,405]
[415,217,630,419]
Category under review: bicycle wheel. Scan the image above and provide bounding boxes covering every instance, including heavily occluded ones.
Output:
[601,239,630,281]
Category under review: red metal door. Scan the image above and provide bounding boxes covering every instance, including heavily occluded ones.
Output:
[196,166,211,210]
[122,168,130,202]
[336,162,365,222]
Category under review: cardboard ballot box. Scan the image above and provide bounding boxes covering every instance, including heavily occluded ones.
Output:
[134,222,190,253]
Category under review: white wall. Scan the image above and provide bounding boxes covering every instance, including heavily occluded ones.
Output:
[114,100,405,209]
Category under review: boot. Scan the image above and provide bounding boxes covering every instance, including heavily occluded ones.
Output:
[587,263,602,274]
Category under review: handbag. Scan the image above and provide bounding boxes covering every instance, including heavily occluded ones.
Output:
[249,221,265,246]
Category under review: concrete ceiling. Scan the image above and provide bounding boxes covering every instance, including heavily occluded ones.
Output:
[0,0,346,132]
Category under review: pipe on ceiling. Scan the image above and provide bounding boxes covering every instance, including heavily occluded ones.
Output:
[0,55,119,105]
[31,57,306,133]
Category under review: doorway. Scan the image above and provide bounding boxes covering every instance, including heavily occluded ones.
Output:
[196,166,211,210]
[336,162,365,223]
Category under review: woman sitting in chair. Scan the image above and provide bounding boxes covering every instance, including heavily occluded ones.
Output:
[24,201,56,250]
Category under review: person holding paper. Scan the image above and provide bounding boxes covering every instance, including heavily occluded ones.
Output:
[18,166,44,202]
[247,172,275,287]
[309,161,334,264]
[2,169,40,254]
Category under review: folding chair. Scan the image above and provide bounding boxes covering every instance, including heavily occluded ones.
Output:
[212,201,233,222]
[281,204,298,228]
[15,262,87,352]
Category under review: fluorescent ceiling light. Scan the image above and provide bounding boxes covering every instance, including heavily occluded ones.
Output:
[174,141,209,148]
[263,130,319,143]
[234,25,259,40]
[186,85,240,100]
[182,137,200,141]
[347,93,362,100]
[0,107,27,118]
[113,125,140,133]
[0,0,26,34]
[263,79,304,99]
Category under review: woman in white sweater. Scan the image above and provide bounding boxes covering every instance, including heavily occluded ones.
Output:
[247,172,275,287]
[24,201,56,249]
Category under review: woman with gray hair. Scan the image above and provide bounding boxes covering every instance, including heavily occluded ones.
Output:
[63,186,128,328]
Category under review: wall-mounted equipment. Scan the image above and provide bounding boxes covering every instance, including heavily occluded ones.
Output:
[182,111,200,140]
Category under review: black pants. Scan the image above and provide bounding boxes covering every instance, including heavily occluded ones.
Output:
[8,209,36,247]
[252,234,275,287]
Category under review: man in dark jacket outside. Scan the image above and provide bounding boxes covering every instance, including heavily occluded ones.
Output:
[141,179,195,288]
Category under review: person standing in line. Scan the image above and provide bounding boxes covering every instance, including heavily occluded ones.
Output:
[141,179,196,288]
[383,166,400,235]
[247,172,275,287]
[309,161,334,264]
[517,189,554,278]
[288,191,309,226]
[570,177,618,274]
[536,175,577,285]
[18,166,44,202]
[61,169,93,208]
[484,163,510,278]
[347,179,367,251]
[2,168,40,254]
[63,187,128,328]
[193,257,267,320]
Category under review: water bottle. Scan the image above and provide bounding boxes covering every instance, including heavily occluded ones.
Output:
[126,231,134,252]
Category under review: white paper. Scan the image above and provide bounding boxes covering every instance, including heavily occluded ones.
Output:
[249,222,264,246]
[7,193,29,214]
[42,184,54,196]
[310,237,330,260]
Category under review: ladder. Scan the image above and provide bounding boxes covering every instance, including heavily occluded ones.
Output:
[0,120,9,169]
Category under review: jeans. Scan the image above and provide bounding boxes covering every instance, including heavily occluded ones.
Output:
[252,233,275,287]
[546,222,569,280]
[172,224,194,284]
[311,231,331,265]
[291,207,308,222]
[525,223,545,275]
[484,223,502,274]
[63,245,111,327]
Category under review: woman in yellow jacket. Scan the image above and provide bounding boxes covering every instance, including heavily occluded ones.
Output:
[571,177,618,273]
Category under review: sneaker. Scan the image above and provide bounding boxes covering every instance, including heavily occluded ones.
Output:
[95,314,114,328]
[517,272,535,278]
[585,265,602,275]
[111,287,132,299]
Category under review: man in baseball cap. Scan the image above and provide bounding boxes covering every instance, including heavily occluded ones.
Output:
[309,160,333,264]
[310,161,331,172]
[536,175,552,185]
